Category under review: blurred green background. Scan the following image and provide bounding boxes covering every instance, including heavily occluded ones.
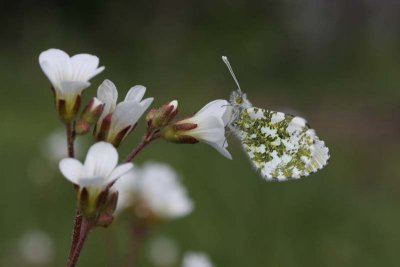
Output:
[2,0,400,266]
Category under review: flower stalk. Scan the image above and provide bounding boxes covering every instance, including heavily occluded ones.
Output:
[124,127,159,163]
[65,122,83,264]
[125,219,148,267]
[67,218,92,267]
[66,122,75,158]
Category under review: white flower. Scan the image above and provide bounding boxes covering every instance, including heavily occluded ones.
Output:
[39,48,105,120]
[95,79,154,146]
[114,162,194,220]
[18,230,55,266]
[174,99,232,159]
[59,142,133,211]
[182,252,213,267]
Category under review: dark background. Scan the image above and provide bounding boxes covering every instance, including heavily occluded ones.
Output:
[1,0,400,266]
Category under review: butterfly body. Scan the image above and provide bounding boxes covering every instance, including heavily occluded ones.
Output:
[222,57,329,181]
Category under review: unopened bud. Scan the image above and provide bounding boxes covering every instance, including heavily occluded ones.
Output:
[147,100,178,128]
[76,98,104,135]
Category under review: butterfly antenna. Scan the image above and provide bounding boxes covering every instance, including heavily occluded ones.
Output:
[222,56,242,93]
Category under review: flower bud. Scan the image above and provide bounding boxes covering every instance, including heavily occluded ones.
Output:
[146,100,178,128]
[75,97,104,135]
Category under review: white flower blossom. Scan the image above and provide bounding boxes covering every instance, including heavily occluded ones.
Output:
[114,162,194,220]
[39,48,104,119]
[175,99,232,159]
[95,79,153,146]
[182,252,214,267]
[59,142,132,204]
[18,230,55,266]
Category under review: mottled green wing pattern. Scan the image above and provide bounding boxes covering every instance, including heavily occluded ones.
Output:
[230,107,329,181]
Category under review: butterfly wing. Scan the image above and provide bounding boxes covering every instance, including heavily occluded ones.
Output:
[230,107,329,181]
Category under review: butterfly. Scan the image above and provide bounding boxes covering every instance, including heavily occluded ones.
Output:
[222,56,330,181]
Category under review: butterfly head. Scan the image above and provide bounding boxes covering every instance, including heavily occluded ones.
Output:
[229,89,252,110]
[222,56,252,110]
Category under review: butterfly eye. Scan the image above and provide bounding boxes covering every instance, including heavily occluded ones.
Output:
[236,96,243,104]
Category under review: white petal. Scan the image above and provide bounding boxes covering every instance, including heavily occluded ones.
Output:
[83,142,119,178]
[184,115,231,159]
[109,101,142,136]
[196,100,229,119]
[59,81,90,100]
[39,49,70,65]
[222,105,233,125]
[59,158,83,184]
[97,80,118,129]
[108,163,134,183]
[137,162,194,219]
[39,49,71,90]
[78,176,105,188]
[97,79,118,109]
[203,140,232,160]
[186,115,225,142]
[139,97,154,111]
[125,85,146,102]
[70,53,104,81]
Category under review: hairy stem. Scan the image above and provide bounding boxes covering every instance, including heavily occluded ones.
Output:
[68,218,92,267]
[65,122,82,265]
[66,122,75,158]
[68,209,82,262]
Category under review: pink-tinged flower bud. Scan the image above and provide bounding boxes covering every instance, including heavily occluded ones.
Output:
[75,97,104,135]
[161,100,232,159]
[147,100,178,128]
[39,49,105,122]
[59,142,133,226]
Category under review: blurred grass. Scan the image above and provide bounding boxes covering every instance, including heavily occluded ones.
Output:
[2,0,400,266]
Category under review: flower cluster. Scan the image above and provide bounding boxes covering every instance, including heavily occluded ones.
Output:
[39,48,233,266]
